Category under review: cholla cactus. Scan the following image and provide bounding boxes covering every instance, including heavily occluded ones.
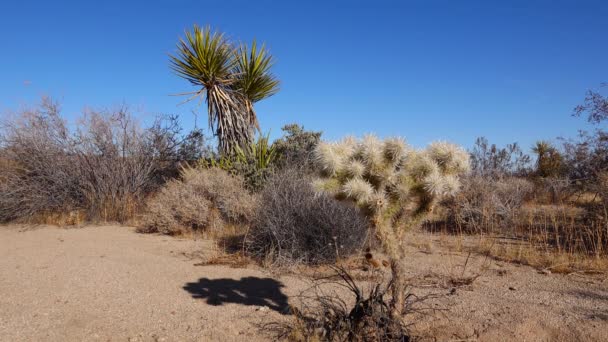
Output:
[313,134,470,318]
[314,135,469,228]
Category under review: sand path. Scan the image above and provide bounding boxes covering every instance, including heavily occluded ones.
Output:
[1,225,607,341]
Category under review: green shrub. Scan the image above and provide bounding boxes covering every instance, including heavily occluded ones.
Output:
[200,133,277,191]
[272,124,322,170]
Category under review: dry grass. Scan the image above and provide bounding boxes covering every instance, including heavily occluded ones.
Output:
[424,222,608,274]
[28,210,87,226]
[472,236,608,274]
[436,175,608,273]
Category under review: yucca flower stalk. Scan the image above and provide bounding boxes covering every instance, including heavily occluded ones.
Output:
[170,25,279,154]
[314,135,470,321]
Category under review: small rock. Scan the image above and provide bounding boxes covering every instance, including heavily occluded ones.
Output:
[538,269,551,275]
[508,286,516,291]
[256,306,269,312]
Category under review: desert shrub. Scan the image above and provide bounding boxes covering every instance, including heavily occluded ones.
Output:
[281,267,413,341]
[470,137,531,177]
[0,99,83,221]
[200,133,277,191]
[532,141,565,178]
[445,176,534,234]
[139,179,215,234]
[179,167,255,223]
[0,98,208,223]
[147,114,212,180]
[531,177,573,204]
[246,169,369,265]
[272,124,322,170]
[139,167,254,234]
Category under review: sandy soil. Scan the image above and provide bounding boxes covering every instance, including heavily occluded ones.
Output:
[0,225,606,341]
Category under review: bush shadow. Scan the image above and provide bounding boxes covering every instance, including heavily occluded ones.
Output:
[183,276,290,314]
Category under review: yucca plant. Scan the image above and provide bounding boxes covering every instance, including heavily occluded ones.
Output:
[233,41,280,131]
[198,132,277,191]
[170,25,279,154]
[532,140,563,178]
[233,132,277,170]
[314,135,470,322]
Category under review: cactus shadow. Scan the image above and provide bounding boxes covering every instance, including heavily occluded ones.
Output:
[183,276,290,314]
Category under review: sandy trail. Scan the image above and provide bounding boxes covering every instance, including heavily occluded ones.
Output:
[0,225,296,342]
[0,225,607,341]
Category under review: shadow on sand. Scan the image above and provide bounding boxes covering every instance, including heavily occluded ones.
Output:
[183,276,290,314]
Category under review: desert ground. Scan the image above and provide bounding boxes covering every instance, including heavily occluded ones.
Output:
[0,225,606,342]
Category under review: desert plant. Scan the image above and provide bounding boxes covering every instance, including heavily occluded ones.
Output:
[272,124,322,170]
[179,166,255,223]
[470,137,531,178]
[532,140,564,178]
[0,98,208,223]
[170,25,279,153]
[246,169,369,265]
[200,133,277,191]
[0,98,84,222]
[445,176,534,234]
[233,132,277,170]
[139,167,254,234]
[233,40,280,130]
[313,135,470,321]
[281,267,416,341]
[139,178,215,234]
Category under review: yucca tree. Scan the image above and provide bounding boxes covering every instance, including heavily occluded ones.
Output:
[170,25,279,154]
[234,41,280,131]
[532,140,563,177]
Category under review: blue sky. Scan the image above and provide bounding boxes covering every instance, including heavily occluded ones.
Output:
[1,0,607,149]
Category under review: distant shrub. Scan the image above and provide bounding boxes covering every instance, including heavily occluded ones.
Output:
[470,137,531,178]
[272,124,322,170]
[445,176,534,234]
[139,167,254,234]
[246,169,369,265]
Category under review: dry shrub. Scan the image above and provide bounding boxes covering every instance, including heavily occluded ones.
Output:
[246,169,369,265]
[179,167,255,223]
[139,180,214,234]
[0,98,204,223]
[274,267,420,341]
[437,173,608,272]
[444,175,608,257]
[446,176,534,234]
[531,177,573,204]
[139,167,254,235]
[0,99,84,222]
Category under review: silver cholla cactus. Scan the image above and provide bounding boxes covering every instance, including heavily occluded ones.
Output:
[313,135,470,256]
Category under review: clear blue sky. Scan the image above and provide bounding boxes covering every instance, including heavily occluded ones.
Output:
[1,0,607,149]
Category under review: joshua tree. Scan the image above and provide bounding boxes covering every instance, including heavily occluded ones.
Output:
[170,25,279,154]
[532,140,563,178]
[313,135,470,321]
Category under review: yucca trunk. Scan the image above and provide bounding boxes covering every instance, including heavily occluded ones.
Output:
[206,87,253,154]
